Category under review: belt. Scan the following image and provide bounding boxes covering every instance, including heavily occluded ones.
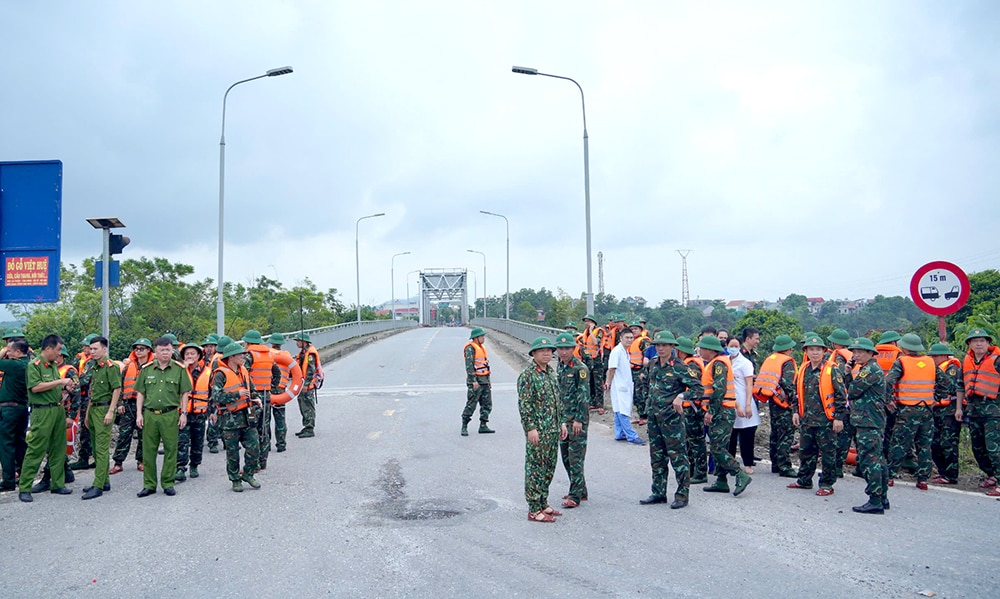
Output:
[144,406,177,415]
[91,402,111,407]
[0,401,25,408]
[29,403,61,409]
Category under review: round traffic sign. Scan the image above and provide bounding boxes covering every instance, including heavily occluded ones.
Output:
[909,261,970,316]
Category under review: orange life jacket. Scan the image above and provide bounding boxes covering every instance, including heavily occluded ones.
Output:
[463,341,489,376]
[700,355,736,411]
[58,364,77,411]
[245,343,276,393]
[188,367,211,414]
[753,353,795,408]
[628,334,648,369]
[681,356,705,408]
[581,328,601,359]
[121,354,153,401]
[963,347,1000,400]
[216,362,252,412]
[298,346,323,390]
[832,347,852,364]
[795,358,837,420]
[937,357,961,407]
[601,325,617,351]
[875,344,901,374]
[893,355,936,406]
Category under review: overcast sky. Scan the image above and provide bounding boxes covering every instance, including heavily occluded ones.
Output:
[2,1,998,320]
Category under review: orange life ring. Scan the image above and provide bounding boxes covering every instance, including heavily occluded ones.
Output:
[270,352,303,406]
[846,446,857,466]
[66,421,77,456]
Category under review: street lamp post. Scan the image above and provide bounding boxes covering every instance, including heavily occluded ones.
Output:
[467,249,486,318]
[356,213,386,322]
[391,251,410,321]
[479,211,509,319]
[86,217,126,340]
[217,66,294,335]
[467,269,477,320]
[511,66,594,315]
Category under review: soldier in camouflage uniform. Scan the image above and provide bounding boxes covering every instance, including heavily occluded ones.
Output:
[846,338,890,514]
[579,315,605,411]
[755,335,799,478]
[699,335,752,496]
[111,338,152,474]
[205,334,228,453]
[928,343,963,485]
[461,328,493,436]
[176,343,205,482]
[956,328,1000,496]
[675,337,708,483]
[518,336,568,522]
[69,334,97,471]
[554,332,589,508]
[640,331,702,509]
[628,322,650,424]
[209,342,262,492]
[295,332,321,438]
[885,334,949,489]
[828,329,856,479]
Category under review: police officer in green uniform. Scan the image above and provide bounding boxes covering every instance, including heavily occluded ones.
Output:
[18,335,76,502]
[0,339,31,491]
[135,337,192,497]
[78,336,122,500]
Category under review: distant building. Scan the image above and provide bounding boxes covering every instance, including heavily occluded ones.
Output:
[806,297,825,315]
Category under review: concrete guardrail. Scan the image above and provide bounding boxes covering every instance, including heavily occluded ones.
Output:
[470,317,562,345]
[277,319,417,353]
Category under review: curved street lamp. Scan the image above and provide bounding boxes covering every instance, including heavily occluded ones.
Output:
[356,213,386,322]
[479,211,509,319]
[467,249,486,318]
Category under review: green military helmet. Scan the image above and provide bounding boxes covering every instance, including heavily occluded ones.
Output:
[81,333,98,346]
[878,330,902,344]
[202,333,220,346]
[696,335,724,353]
[628,320,643,329]
[801,331,820,344]
[802,334,827,349]
[268,332,286,345]
[528,335,557,355]
[771,334,796,352]
[848,337,877,353]
[651,330,678,345]
[468,327,485,340]
[927,343,953,356]
[294,332,311,343]
[582,314,598,325]
[219,342,247,359]
[132,338,153,350]
[898,333,925,353]
[242,329,264,345]
[675,336,697,355]
[964,328,993,344]
[182,343,204,358]
[564,321,578,331]
[828,329,853,347]
[163,333,179,346]
[59,346,71,358]
[2,327,26,340]
[554,332,578,348]
[216,335,234,349]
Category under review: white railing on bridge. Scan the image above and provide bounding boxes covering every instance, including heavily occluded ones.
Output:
[278,319,417,353]
[470,317,562,345]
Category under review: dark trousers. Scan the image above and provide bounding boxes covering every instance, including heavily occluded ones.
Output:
[0,405,28,486]
[728,426,757,468]
[112,400,143,465]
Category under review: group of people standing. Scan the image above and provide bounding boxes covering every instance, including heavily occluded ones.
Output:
[0,327,323,501]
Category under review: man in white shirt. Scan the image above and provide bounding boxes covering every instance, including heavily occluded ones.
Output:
[604,330,645,445]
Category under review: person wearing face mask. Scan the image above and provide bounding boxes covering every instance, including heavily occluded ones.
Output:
[726,337,758,474]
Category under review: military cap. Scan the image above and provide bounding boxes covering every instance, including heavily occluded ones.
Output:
[582,314,598,324]
[898,333,925,353]
[771,335,796,352]
[294,332,311,343]
[696,335,724,353]
[565,321,578,331]
[2,327,26,340]
[528,336,557,355]
[927,342,953,356]
[202,334,220,346]
[878,331,902,344]
[554,332,578,348]
[848,338,877,353]
[81,333,98,346]
[219,342,247,359]
[241,330,264,345]
[802,334,827,349]
[964,328,993,344]
[651,330,678,345]
[132,338,153,349]
[675,337,697,355]
[267,333,286,345]
[828,329,853,347]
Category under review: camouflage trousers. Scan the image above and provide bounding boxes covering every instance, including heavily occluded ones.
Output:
[968,414,1000,478]
[271,405,287,451]
[585,355,605,409]
[206,415,221,448]
[256,394,271,466]
[768,403,796,475]
[559,423,588,502]
[220,410,259,482]
[177,413,207,471]
[856,426,888,504]
[834,412,855,478]
[462,378,491,424]
[931,406,961,482]
[112,400,143,465]
[524,431,558,513]
[882,409,896,459]
[76,414,92,461]
[889,405,933,481]
[647,403,690,499]
[631,369,648,419]
[684,406,707,479]
[707,408,741,479]
[797,422,839,489]
[298,388,317,432]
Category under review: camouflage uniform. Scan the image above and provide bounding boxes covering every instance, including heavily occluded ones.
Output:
[462,343,492,427]
[645,356,702,501]
[245,352,281,468]
[848,357,888,506]
[956,351,1000,480]
[704,359,743,485]
[297,348,319,435]
[209,367,260,483]
[931,360,962,482]
[579,326,604,409]
[829,351,854,478]
[517,362,561,513]
[795,361,848,490]
[557,355,590,504]
[631,336,650,420]
[177,363,205,477]
[885,357,948,482]
[70,359,93,467]
[768,358,799,476]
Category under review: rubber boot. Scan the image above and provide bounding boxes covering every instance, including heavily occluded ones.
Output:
[478,421,495,434]
[733,470,752,496]
[242,473,261,489]
[461,418,470,437]
[703,475,730,493]
[232,481,243,492]
[189,466,199,478]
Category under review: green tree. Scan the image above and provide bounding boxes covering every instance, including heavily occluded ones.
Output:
[734,309,804,367]
[782,294,808,312]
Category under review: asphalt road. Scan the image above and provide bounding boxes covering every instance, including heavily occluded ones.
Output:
[1,326,996,598]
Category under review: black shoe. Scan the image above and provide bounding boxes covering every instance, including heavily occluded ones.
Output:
[639,495,667,505]
[19,492,32,503]
[208,445,220,454]
[297,430,315,438]
[0,483,15,492]
[851,501,884,514]
[778,470,798,478]
[771,466,780,474]
[136,488,156,498]
[163,487,176,496]
[50,487,72,495]
[851,469,865,479]
[689,476,708,484]
[276,447,286,453]
[883,499,890,510]
[64,470,75,483]
[670,498,689,509]
[83,482,111,493]
[69,459,94,471]
[478,423,495,434]
[30,481,50,493]
[81,487,103,500]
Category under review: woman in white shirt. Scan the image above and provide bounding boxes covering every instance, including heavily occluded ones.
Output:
[726,337,759,474]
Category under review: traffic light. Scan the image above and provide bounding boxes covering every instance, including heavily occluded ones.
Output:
[109,234,130,255]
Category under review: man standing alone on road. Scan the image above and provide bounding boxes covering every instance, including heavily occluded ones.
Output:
[518,336,568,522]
[295,332,321,439]
[135,337,191,497]
[462,328,493,436]
[554,332,589,509]
[605,329,644,445]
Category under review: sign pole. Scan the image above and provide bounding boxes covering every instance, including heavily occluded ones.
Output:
[938,316,947,343]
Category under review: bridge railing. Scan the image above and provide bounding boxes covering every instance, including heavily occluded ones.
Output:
[277,319,417,353]
[470,317,562,345]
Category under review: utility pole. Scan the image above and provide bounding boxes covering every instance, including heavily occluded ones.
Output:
[597,251,604,295]
[677,250,691,307]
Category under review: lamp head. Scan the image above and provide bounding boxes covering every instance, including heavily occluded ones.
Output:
[267,66,294,77]
[512,66,538,75]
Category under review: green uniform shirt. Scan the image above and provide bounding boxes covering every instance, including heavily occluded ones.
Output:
[0,357,29,405]
[847,358,886,429]
[938,361,962,415]
[78,359,122,405]
[517,363,560,434]
[135,360,192,410]
[778,359,798,407]
[26,358,64,406]
[801,362,848,425]
[646,356,703,411]
[557,356,590,426]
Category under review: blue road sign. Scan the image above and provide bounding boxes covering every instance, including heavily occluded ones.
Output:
[94,260,121,288]
[0,160,63,303]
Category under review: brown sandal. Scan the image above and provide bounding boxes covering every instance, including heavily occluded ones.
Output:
[528,510,556,523]
[543,506,562,517]
[561,498,579,509]
[815,488,835,497]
